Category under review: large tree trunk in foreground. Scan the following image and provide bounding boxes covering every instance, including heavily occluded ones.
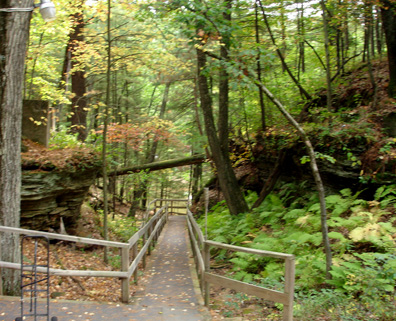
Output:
[197,47,249,216]
[0,0,33,295]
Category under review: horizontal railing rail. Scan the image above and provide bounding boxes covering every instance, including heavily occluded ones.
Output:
[0,204,169,303]
[143,198,188,223]
[186,208,295,321]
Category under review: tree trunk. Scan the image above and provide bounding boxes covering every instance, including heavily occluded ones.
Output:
[132,82,171,211]
[255,79,333,279]
[255,0,266,132]
[297,0,305,77]
[107,154,206,176]
[102,0,112,264]
[0,0,33,295]
[69,5,88,141]
[375,6,383,55]
[218,0,231,158]
[251,151,286,209]
[320,0,333,111]
[196,47,249,215]
[380,0,396,98]
[258,0,311,101]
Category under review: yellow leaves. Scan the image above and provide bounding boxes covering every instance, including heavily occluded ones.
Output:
[29,116,48,126]
[349,223,381,242]
[296,214,310,226]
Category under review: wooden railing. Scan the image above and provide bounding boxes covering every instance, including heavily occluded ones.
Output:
[0,205,169,303]
[186,209,295,321]
[0,200,296,320]
[143,198,188,222]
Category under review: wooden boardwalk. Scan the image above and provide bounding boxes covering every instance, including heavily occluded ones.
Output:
[0,215,211,321]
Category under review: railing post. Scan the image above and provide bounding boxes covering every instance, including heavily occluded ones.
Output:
[121,247,129,303]
[0,233,2,296]
[133,243,138,284]
[203,242,210,306]
[147,224,152,256]
[283,256,295,321]
[142,231,147,269]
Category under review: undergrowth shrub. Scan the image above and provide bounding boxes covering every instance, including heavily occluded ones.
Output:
[96,210,138,242]
[49,126,83,149]
[200,183,396,320]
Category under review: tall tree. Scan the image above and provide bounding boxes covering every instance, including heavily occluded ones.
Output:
[196,43,249,215]
[68,2,88,141]
[380,0,396,98]
[102,0,112,263]
[0,0,33,294]
[218,0,231,158]
[257,0,312,101]
[254,0,266,131]
[320,0,333,111]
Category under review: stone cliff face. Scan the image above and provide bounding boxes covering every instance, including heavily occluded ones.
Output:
[21,140,101,232]
[21,168,99,232]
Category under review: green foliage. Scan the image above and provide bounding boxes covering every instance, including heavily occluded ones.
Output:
[201,183,396,320]
[295,288,396,321]
[107,215,138,242]
[49,127,83,149]
[97,210,138,243]
[300,152,336,165]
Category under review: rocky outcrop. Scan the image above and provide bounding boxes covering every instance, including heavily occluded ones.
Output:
[21,168,99,232]
[20,140,101,232]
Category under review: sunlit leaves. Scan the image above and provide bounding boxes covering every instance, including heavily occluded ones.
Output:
[100,118,182,152]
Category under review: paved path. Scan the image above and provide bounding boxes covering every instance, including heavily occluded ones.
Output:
[0,215,211,321]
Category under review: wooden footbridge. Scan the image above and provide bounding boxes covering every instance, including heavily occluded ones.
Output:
[0,199,295,320]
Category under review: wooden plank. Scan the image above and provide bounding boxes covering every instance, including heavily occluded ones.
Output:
[121,247,130,303]
[205,240,293,260]
[0,226,127,248]
[127,215,166,278]
[107,156,205,176]
[203,243,211,306]
[154,199,188,203]
[204,272,288,305]
[187,210,204,244]
[0,261,127,278]
[186,219,205,272]
[128,206,166,247]
[283,257,295,321]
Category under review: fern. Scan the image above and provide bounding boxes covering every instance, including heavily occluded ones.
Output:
[233,270,253,282]
[283,208,306,220]
[374,185,396,200]
[230,257,251,270]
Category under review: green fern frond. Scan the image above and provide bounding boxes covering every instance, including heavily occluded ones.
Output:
[374,185,396,201]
